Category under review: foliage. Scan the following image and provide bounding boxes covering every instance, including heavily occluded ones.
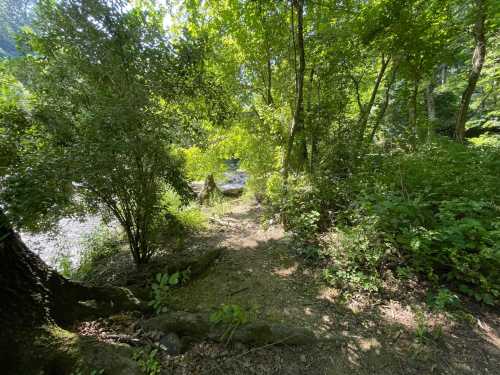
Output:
[321,139,500,303]
[160,187,207,232]
[73,225,122,280]
[149,271,190,315]
[427,288,461,311]
[1,0,221,265]
[321,226,387,293]
[0,0,36,57]
[133,348,161,375]
[209,304,248,344]
[179,145,227,181]
[57,254,74,279]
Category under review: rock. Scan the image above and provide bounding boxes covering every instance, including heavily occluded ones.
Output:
[220,184,244,197]
[159,332,183,355]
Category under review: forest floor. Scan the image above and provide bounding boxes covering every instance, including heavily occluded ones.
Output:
[80,198,500,375]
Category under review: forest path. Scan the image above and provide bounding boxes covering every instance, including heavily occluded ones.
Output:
[171,199,329,332]
[165,198,500,374]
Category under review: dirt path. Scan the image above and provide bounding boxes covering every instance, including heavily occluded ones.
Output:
[164,199,500,374]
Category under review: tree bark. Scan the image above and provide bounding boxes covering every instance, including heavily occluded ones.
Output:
[356,54,391,145]
[0,209,144,373]
[409,78,420,150]
[367,65,398,144]
[425,80,436,142]
[455,0,487,142]
[283,0,305,181]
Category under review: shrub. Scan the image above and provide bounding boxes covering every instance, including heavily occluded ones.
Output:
[149,270,190,315]
[73,225,123,280]
[209,304,248,344]
[152,187,207,251]
[267,174,322,251]
[160,187,207,231]
[322,139,500,304]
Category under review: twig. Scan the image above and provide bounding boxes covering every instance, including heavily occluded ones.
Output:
[229,287,250,296]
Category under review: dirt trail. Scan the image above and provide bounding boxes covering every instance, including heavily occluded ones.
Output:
[164,199,500,374]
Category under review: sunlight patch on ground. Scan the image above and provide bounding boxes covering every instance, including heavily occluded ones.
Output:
[272,262,299,277]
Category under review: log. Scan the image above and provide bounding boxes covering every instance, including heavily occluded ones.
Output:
[140,311,317,346]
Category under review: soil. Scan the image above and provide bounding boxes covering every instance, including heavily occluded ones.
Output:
[79,198,500,375]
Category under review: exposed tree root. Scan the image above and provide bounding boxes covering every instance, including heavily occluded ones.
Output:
[126,247,224,288]
[140,311,318,346]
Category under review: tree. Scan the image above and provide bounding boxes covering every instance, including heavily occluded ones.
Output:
[283,0,306,181]
[0,207,144,373]
[455,0,488,141]
[2,0,216,265]
[0,0,36,56]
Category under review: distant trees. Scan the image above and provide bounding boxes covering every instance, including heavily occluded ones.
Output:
[0,0,36,56]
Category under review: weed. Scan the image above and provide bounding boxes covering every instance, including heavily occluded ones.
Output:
[133,348,161,375]
[209,304,248,344]
[427,288,460,311]
[74,225,122,280]
[149,270,190,315]
[57,254,73,278]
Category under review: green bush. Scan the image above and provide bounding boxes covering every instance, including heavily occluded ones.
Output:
[323,139,500,304]
[74,225,123,280]
[267,174,323,257]
[159,187,207,231]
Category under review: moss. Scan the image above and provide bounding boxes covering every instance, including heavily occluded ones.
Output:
[11,325,141,375]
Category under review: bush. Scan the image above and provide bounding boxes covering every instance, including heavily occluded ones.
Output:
[153,187,207,250]
[266,174,323,257]
[322,139,500,303]
[74,225,123,280]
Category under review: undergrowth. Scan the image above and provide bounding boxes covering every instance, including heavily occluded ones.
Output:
[270,139,500,305]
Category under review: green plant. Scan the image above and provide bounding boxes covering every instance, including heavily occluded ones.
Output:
[149,270,190,315]
[209,304,248,344]
[323,267,381,293]
[57,254,73,278]
[413,308,443,344]
[320,225,389,292]
[321,140,500,304]
[427,288,461,311]
[133,348,161,375]
[73,225,122,280]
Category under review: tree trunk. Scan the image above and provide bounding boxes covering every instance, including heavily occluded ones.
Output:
[409,78,420,150]
[425,81,436,142]
[283,0,305,181]
[367,65,398,144]
[266,57,274,105]
[198,173,221,204]
[356,54,391,145]
[455,0,487,142]
[0,209,144,373]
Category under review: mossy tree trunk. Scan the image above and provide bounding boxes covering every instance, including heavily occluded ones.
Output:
[0,209,143,374]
